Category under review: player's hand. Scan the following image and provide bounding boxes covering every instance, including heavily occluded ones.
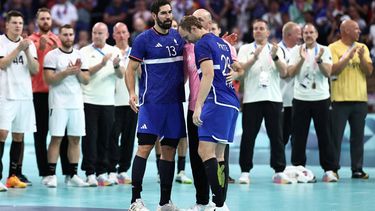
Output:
[270,42,278,58]
[66,62,80,75]
[315,47,324,61]
[113,55,120,67]
[299,45,307,60]
[358,46,365,59]
[101,53,112,66]
[348,45,358,59]
[75,58,82,69]
[40,35,49,50]
[18,39,31,51]
[129,94,139,113]
[226,69,237,83]
[192,105,203,127]
[253,45,264,60]
[222,32,238,46]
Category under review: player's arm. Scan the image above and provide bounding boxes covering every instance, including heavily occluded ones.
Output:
[271,43,287,78]
[331,46,357,76]
[44,68,70,85]
[24,48,39,76]
[288,46,305,77]
[88,53,112,76]
[0,40,28,70]
[113,55,124,79]
[193,60,214,126]
[125,59,141,113]
[358,46,373,76]
[239,46,263,71]
[77,70,90,85]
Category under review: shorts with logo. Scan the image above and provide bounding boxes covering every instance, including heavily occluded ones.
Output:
[198,103,239,144]
[137,103,186,139]
[0,99,36,133]
[49,108,85,136]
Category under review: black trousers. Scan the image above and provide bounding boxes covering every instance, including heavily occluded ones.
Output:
[239,101,286,173]
[108,106,137,173]
[33,93,69,176]
[187,109,210,205]
[331,102,367,171]
[291,98,338,171]
[281,106,292,145]
[81,103,115,176]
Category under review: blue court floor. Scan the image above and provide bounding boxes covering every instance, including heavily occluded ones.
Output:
[0,136,375,211]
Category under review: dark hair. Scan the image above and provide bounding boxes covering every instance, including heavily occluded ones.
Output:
[150,0,171,14]
[36,8,51,18]
[252,19,269,30]
[59,24,74,33]
[179,15,203,32]
[5,10,24,22]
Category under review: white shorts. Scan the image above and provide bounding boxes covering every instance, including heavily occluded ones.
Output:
[49,108,85,137]
[0,99,36,133]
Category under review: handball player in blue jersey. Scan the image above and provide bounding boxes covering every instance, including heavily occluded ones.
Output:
[179,15,240,211]
[125,1,186,210]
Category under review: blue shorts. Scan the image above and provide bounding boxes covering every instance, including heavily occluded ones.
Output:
[137,103,186,139]
[198,103,239,143]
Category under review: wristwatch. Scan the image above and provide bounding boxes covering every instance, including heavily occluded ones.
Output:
[316,58,322,64]
[272,55,279,61]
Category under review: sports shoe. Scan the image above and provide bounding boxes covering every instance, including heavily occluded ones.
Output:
[44,175,57,188]
[175,170,192,184]
[352,170,369,179]
[118,172,132,184]
[238,172,250,184]
[0,181,8,192]
[227,176,235,184]
[185,203,207,211]
[97,173,113,186]
[203,202,217,211]
[156,200,180,211]
[67,175,89,187]
[129,199,150,211]
[41,176,49,185]
[6,175,27,188]
[272,172,294,184]
[215,203,230,211]
[18,174,32,186]
[64,175,70,184]
[108,172,119,185]
[322,171,338,182]
[86,174,98,187]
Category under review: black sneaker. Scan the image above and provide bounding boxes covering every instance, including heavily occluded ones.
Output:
[228,176,235,184]
[18,174,32,186]
[352,170,369,179]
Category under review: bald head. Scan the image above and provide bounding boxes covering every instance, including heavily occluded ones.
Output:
[340,19,360,42]
[192,9,212,30]
[92,22,109,47]
[113,22,130,44]
[114,22,128,33]
[282,21,301,48]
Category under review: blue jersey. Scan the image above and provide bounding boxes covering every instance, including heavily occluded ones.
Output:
[130,28,185,104]
[195,33,240,109]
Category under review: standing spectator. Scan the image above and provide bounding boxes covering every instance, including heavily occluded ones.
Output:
[133,0,152,24]
[73,30,90,49]
[75,0,96,31]
[80,22,124,187]
[103,0,128,45]
[329,20,373,179]
[287,23,339,183]
[51,0,78,34]
[205,0,230,28]
[0,10,39,191]
[237,19,291,185]
[171,0,194,22]
[130,17,147,44]
[107,22,137,185]
[43,24,90,188]
[262,1,283,41]
[29,7,71,186]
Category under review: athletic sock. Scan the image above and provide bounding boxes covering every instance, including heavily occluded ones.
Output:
[9,141,22,177]
[203,158,224,207]
[0,142,4,180]
[156,154,161,174]
[159,160,175,205]
[177,156,185,173]
[131,155,147,203]
[47,163,57,176]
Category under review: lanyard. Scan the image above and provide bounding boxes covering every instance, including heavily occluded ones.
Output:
[93,44,106,56]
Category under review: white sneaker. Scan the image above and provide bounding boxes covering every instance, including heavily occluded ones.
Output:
[175,170,193,184]
[204,202,217,211]
[0,181,8,192]
[215,203,230,211]
[185,203,207,211]
[118,172,131,184]
[86,174,98,187]
[41,176,49,185]
[97,173,113,186]
[156,200,180,211]
[272,172,294,184]
[108,172,119,185]
[129,199,150,211]
[45,175,57,188]
[238,172,250,184]
[67,175,89,187]
[322,170,338,183]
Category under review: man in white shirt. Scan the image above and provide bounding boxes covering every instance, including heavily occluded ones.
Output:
[288,23,339,182]
[237,19,291,184]
[43,24,90,188]
[0,10,39,191]
[108,22,137,185]
[80,22,124,187]
[278,22,301,146]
